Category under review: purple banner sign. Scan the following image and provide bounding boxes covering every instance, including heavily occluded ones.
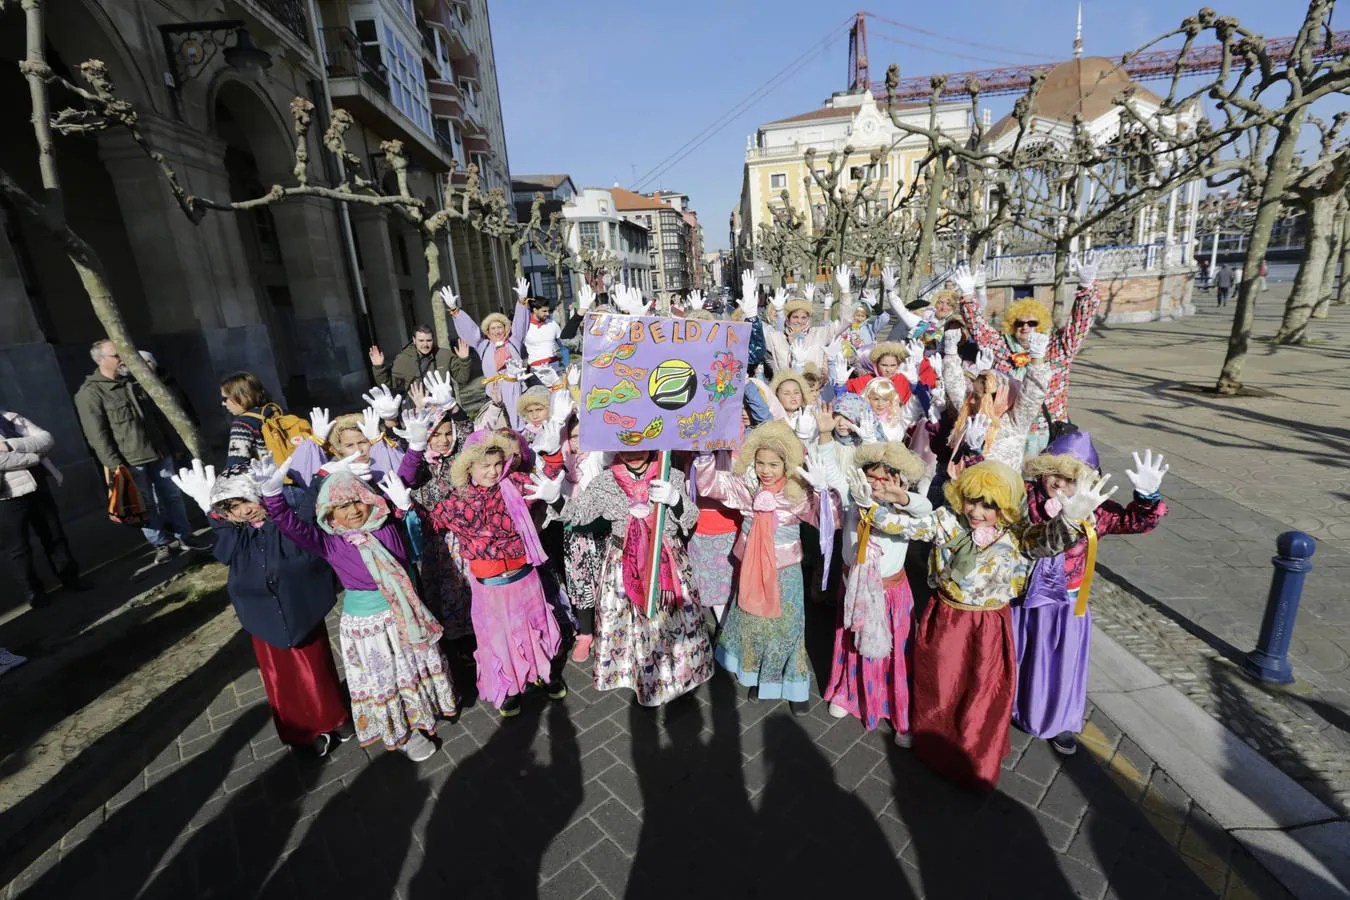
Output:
[579,313,750,452]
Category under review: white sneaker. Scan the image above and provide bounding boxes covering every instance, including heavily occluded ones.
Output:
[828,703,850,719]
[400,731,436,762]
[0,648,28,678]
[893,731,913,749]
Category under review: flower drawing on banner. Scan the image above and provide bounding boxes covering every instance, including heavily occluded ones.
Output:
[702,352,745,403]
[617,417,664,446]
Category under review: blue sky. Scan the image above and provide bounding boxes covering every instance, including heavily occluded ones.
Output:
[491,1,1336,251]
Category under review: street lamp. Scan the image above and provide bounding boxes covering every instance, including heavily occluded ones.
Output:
[160,20,273,119]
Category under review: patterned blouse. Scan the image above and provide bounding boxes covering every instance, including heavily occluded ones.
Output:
[428,471,535,562]
[872,505,1077,609]
[958,283,1102,433]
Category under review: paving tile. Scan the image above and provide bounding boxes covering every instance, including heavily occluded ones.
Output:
[1014,739,1064,787]
[539,818,604,880]
[580,837,632,897]
[587,798,643,856]
[595,763,643,814]
[1039,769,1094,828]
[539,859,597,900]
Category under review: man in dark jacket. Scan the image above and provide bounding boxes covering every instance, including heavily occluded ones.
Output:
[74,339,201,564]
[369,324,487,418]
[1214,264,1235,308]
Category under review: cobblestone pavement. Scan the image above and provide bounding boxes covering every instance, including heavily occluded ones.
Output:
[5,606,1290,900]
[1070,292,1350,788]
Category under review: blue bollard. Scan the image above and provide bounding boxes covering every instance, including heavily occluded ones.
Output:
[1241,532,1316,684]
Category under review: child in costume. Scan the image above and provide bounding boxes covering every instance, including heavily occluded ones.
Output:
[257,461,455,761]
[560,449,714,706]
[406,409,474,644]
[694,421,832,714]
[867,459,1110,790]
[428,433,566,716]
[441,280,532,430]
[561,426,608,661]
[172,461,352,757]
[1016,434,1168,755]
[942,326,1049,476]
[952,256,1101,456]
[771,370,820,444]
[759,266,856,374]
[827,443,933,743]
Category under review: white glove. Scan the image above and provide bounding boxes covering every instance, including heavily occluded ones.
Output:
[881,265,898,294]
[952,263,976,297]
[357,407,384,443]
[833,264,852,296]
[523,470,565,504]
[534,365,561,387]
[549,385,574,424]
[373,471,410,511]
[860,288,879,312]
[857,404,879,440]
[324,450,373,482]
[575,452,605,494]
[739,270,757,302]
[738,275,759,319]
[964,413,991,451]
[803,282,817,303]
[249,456,291,498]
[1126,449,1168,495]
[422,370,457,409]
[1023,331,1050,358]
[171,459,217,514]
[1075,249,1099,288]
[687,290,705,311]
[532,420,562,454]
[975,347,995,373]
[794,459,830,493]
[974,265,987,289]
[845,467,876,509]
[1058,473,1117,522]
[567,365,581,389]
[308,407,333,444]
[898,349,921,383]
[439,286,459,310]
[576,280,596,313]
[647,478,680,507]
[361,385,402,422]
[503,357,529,381]
[393,408,433,451]
[771,287,789,314]
[943,328,962,355]
[905,338,926,366]
[513,276,530,302]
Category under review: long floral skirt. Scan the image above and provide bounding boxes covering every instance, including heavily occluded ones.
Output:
[564,527,605,612]
[339,610,458,751]
[592,538,714,706]
[687,531,737,609]
[420,529,474,641]
[715,564,810,702]
[911,599,1014,791]
[824,572,914,732]
[470,567,562,708]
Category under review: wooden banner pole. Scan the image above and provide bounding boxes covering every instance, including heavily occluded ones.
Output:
[643,450,672,618]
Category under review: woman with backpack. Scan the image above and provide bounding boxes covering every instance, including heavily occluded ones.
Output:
[220,372,307,472]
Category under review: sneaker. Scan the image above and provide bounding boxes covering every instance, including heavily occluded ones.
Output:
[570,634,594,663]
[153,545,173,565]
[499,694,521,718]
[0,648,28,678]
[893,731,913,749]
[172,536,210,554]
[546,678,568,701]
[788,700,811,717]
[401,731,436,762]
[747,686,759,702]
[311,732,334,758]
[828,703,850,719]
[333,720,356,744]
[1050,733,1079,756]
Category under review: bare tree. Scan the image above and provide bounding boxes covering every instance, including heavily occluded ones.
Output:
[1276,117,1350,341]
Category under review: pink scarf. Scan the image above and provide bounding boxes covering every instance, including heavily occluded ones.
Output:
[612,462,682,614]
[498,475,548,566]
[737,482,784,618]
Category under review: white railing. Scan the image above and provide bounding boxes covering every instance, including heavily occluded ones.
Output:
[985,243,1190,281]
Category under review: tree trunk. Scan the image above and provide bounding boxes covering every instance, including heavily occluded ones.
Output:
[1337,200,1350,306]
[1275,190,1336,342]
[423,235,450,347]
[1051,241,1072,326]
[907,162,946,305]
[1315,192,1349,316]
[1217,108,1307,393]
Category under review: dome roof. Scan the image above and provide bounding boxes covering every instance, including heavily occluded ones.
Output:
[1031,56,1161,123]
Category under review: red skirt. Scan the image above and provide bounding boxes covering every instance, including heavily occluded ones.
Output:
[252,626,350,746]
[911,598,1015,791]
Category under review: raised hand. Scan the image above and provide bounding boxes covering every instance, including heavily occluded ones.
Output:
[845,467,876,509]
[439,286,459,310]
[523,470,565,504]
[533,419,562,454]
[771,287,790,314]
[647,478,681,507]
[549,384,574,424]
[171,459,217,514]
[975,347,995,373]
[898,347,922,382]
[422,370,457,408]
[1023,330,1050,358]
[567,365,581,389]
[393,407,434,451]
[964,413,991,451]
[881,265,898,294]
[534,365,561,387]
[1058,473,1117,522]
[794,459,830,493]
[861,288,879,311]
[408,381,426,411]
[576,280,596,313]
[857,403,879,440]
[356,408,383,443]
[367,345,385,368]
[503,357,530,381]
[803,281,817,303]
[739,270,757,302]
[378,471,413,511]
[833,264,852,296]
[1074,249,1100,288]
[309,407,333,443]
[952,263,976,297]
[454,338,470,359]
[325,450,373,482]
[249,455,290,497]
[513,276,530,302]
[361,385,402,421]
[1126,450,1168,496]
[687,289,705,311]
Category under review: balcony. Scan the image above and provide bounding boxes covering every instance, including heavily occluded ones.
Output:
[238,0,309,44]
[428,78,463,118]
[320,26,452,171]
[444,18,472,61]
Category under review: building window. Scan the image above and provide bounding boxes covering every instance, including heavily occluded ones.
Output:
[396,0,415,23]
[579,221,600,249]
[378,21,432,135]
[770,173,786,189]
[598,200,609,214]
[849,165,867,182]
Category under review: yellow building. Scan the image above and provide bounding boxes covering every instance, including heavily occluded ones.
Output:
[737,88,970,283]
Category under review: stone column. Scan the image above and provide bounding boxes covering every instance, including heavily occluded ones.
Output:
[349,205,407,353]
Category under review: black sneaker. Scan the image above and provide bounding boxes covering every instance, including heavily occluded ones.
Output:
[153,545,173,565]
[499,694,521,718]
[788,700,811,717]
[172,537,210,554]
[312,732,335,758]
[1050,733,1079,756]
[334,721,356,743]
[546,678,567,701]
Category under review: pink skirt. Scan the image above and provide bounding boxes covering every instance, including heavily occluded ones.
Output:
[824,572,913,733]
[470,567,562,708]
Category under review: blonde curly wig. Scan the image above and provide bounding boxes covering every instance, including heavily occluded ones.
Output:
[480,312,511,336]
[327,413,370,457]
[943,460,1026,527]
[1002,299,1051,335]
[867,341,908,368]
[733,420,807,501]
[854,441,926,488]
[449,433,518,488]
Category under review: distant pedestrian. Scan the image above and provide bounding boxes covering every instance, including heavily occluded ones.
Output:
[1214,264,1234,307]
[1196,257,1210,289]
[74,340,204,565]
[0,410,84,607]
[1258,258,1269,292]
